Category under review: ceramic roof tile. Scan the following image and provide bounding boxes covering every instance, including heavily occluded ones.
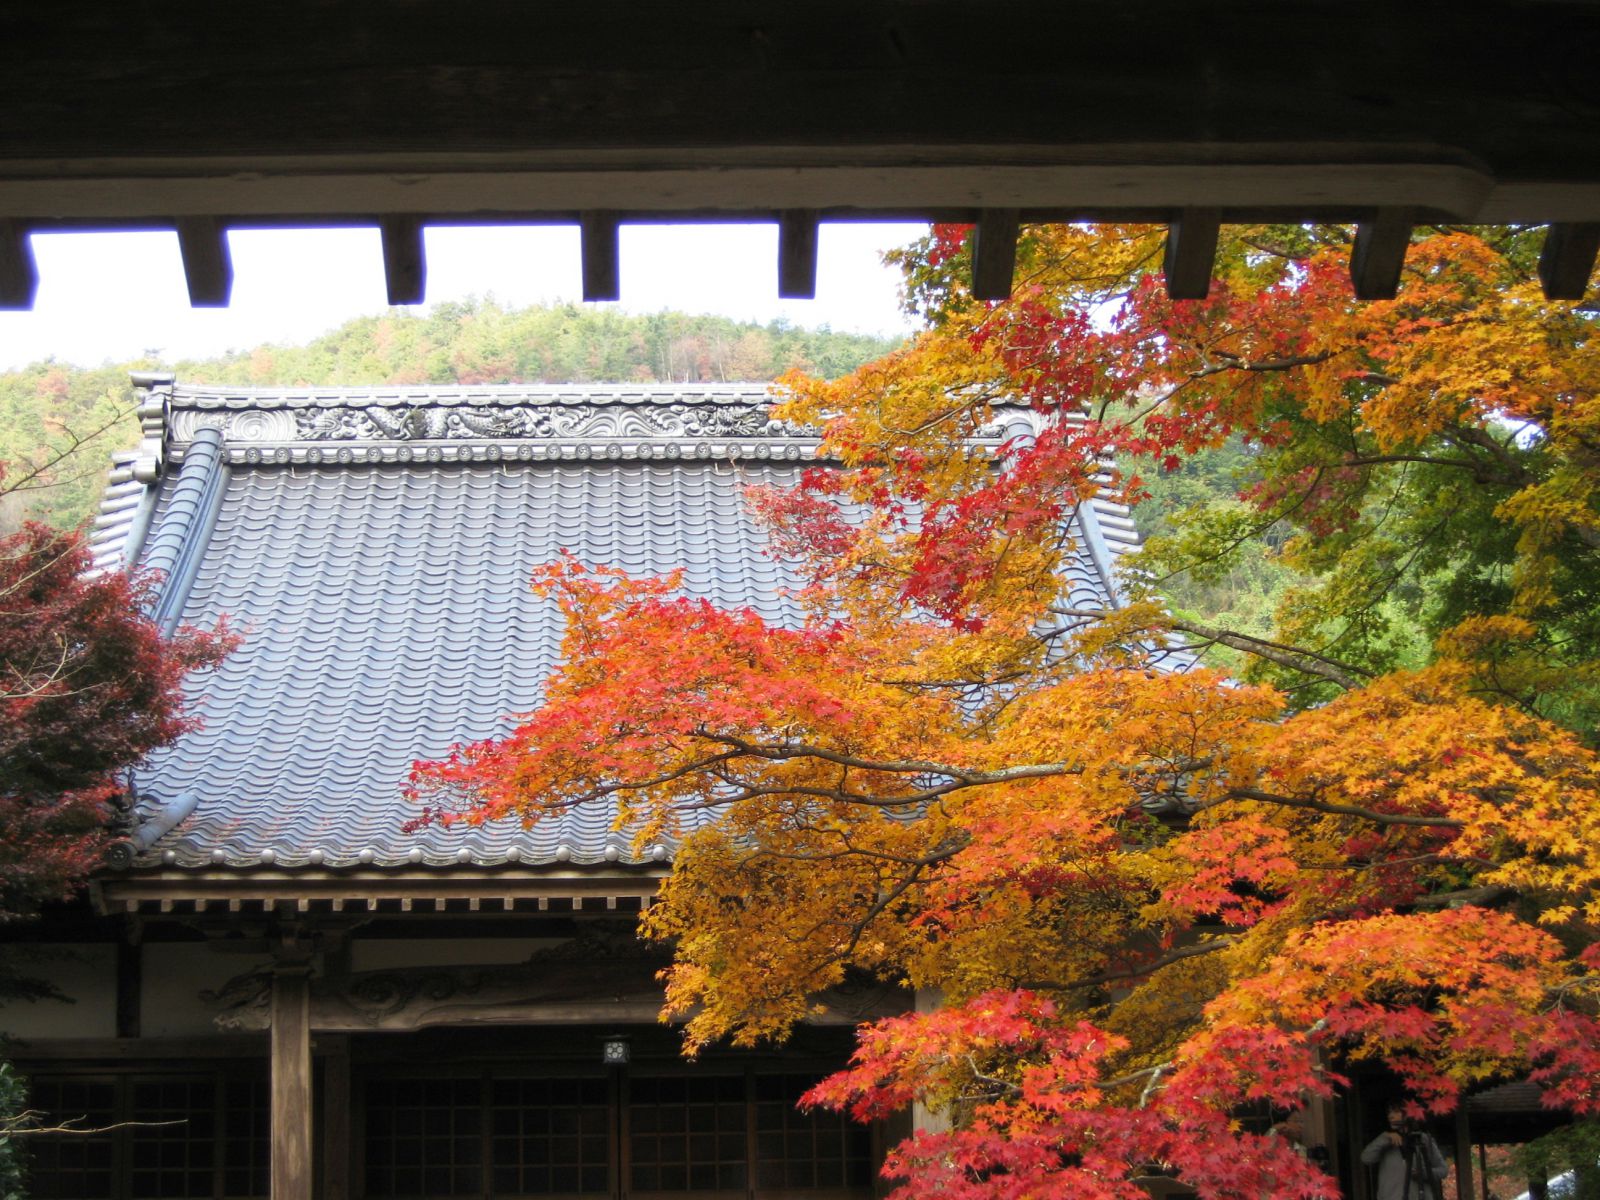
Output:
[110,380,1141,874]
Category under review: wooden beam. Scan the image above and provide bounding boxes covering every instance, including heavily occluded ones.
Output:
[98,867,668,910]
[580,211,620,302]
[777,209,818,299]
[321,1035,352,1200]
[175,217,233,307]
[971,208,1020,301]
[1350,208,1412,300]
[0,219,38,309]
[379,215,427,305]
[271,966,314,1200]
[1163,207,1221,300]
[1538,222,1600,301]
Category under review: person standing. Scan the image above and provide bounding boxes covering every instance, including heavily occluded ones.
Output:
[1361,1104,1450,1200]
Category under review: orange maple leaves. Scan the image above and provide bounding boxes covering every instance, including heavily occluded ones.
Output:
[410,222,1600,1198]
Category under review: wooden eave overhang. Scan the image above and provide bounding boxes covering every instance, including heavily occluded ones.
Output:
[4,1,1599,307]
[93,866,668,917]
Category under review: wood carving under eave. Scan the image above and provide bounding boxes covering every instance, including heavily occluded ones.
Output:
[205,934,907,1033]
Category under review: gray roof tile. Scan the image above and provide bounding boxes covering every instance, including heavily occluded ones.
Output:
[109,379,1140,874]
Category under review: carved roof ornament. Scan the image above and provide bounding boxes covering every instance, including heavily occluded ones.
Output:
[129,371,173,483]
[156,383,1028,466]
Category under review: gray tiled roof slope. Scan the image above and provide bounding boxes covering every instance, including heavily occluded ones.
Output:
[110,379,1141,873]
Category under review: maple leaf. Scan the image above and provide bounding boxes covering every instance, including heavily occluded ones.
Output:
[413,222,1600,1198]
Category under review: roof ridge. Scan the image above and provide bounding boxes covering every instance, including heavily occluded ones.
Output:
[142,428,228,633]
[169,381,785,411]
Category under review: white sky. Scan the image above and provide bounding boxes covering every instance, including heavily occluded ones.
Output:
[0,222,927,372]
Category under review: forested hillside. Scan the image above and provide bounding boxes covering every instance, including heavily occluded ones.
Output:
[0,301,900,531]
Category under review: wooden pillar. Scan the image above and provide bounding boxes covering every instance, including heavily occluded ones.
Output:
[272,965,314,1200]
[115,927,142,1039]
[321,1035,351,1200]
[1453,1106,1474,1200]
[908,989,950,1135]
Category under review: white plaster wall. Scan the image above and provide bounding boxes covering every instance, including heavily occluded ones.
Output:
[349,937,566,973]
[140,943,273,1037]
[0,944,116,1038]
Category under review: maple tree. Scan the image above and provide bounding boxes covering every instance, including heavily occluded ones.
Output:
[413,223,1600,1198]
[0,496,232,925]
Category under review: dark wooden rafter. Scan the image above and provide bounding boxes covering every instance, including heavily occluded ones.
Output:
[0,219,38,309]
[1538,222,1600,301]
[1350,207,1414,301]
[4,209,1597,312]
[378,214,427,306]
[971,208,1020,301]
[175,216,233,307]
[96,868,667,917]
[580,210,621,302]
[777,209,819,299]
[1163,208,1222,300]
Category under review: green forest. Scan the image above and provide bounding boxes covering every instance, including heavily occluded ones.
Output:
[0,297,1300,651]
[0,300,900,532]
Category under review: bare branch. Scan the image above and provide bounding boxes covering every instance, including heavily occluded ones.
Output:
[1162,618,1373,690]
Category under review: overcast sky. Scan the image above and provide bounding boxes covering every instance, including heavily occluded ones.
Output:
[0,222,927,373]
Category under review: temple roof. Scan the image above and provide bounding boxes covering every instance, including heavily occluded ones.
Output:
[95,375,1142,888]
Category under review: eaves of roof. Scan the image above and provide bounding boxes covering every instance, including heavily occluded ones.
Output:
[95,864,668,918]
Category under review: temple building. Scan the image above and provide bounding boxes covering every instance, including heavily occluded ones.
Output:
[0,374,1142,1200]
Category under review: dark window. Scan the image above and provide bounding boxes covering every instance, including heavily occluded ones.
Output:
[364,1077,482,1199]
[26,1079,117,1200]
[221,1079,270,1200]
[26,1072,267,1200]
[362,1068,873,1200]
[752,1075,873,1192]
[490,1077,612,1196]
[628,1076,746,1194]
[129,1079,216,1199]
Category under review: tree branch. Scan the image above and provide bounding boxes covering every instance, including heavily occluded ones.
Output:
[1020,936,1240,992]
[1163,617,1373,690]
[1223,787,1465,829]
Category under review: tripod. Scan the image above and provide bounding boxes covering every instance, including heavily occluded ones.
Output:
[1398,1132,1436,1200]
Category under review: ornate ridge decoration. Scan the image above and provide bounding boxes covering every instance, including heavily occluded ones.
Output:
[163,402,828,465]
[286,402,808,442]
[150,382,1036,468]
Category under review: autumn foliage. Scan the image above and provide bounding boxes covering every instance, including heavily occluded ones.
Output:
[0,513,231,921]
[413,224,1600,1198]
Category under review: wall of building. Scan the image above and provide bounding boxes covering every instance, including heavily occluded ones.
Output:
[349,936,566,973]
[141,942,274,1037]
[0,943,117,1038]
